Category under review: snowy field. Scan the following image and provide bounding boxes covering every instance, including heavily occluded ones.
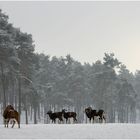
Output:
[0,123,140,139]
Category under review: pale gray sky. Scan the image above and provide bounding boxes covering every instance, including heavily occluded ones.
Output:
[0,1,140,72]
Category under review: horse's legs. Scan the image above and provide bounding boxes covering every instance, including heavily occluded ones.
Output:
[17,118,20,128]
[103,115,106,123]
[93,116,95,123]
[89,118,91,123]
[66,118,68,124]
[18,124,20,128]
[60,120,63,124]
[99,116,101,123]
[74,117,77,123]
[7,119,10,128]
[4,119,7,127]
[16,119,20,128]
[72,118,74,123]
[100,118,103,123]
[58,118,61,124]
[68,118,70,124]
[101,114,105,123]
[59,117,63,124]
[99,116,103,123]
[11,120,15,128]
[17,116,20,128]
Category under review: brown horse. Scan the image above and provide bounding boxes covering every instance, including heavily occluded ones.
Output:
[3,105,20,128]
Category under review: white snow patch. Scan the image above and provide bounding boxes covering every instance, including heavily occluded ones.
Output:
[0,123,140,139]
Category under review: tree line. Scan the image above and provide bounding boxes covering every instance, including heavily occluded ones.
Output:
[0,9,140,124]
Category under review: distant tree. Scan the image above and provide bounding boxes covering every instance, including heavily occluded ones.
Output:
[103,53,121,69]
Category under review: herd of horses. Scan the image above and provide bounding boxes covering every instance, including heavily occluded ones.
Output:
[47,107,106,124]
[2,105,106,128]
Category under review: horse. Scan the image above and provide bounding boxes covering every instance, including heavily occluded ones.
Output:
[85,107,95,123]
[47,110,63,123]
[96,109,106,123]
[85,107,106,123]
[62,109,77,123]
[3,105,20,128]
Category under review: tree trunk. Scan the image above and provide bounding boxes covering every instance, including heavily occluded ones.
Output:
[0,63,6,109]
[18,76,21,114]
[34,106,37,124]
[14,92,17,110]
[25,95,28,124]
[25,109,28,124]
[10,74,15,106]
[38,104,40,121]
[44,105,47,124]
[30,106,33,121]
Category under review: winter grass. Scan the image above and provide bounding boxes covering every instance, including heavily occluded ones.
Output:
[0,123,140,139]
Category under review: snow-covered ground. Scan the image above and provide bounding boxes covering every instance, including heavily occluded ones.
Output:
[0,123,140,139]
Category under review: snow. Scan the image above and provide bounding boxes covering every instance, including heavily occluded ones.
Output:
[0,123,140,139]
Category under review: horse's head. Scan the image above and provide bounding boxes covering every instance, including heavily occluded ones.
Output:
[85,107,92,113]
[87,107,92,110]
[62,109,67,113]
[47,110,52,115]
[5,105,14,110]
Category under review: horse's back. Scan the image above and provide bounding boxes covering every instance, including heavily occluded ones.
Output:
[98,109,104,114]
[3,105,14,118]
[7,110,18,118]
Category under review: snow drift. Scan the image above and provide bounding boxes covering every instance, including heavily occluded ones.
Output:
[0,123,140,139]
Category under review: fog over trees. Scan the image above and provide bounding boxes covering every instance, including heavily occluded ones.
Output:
[0,9,140,124]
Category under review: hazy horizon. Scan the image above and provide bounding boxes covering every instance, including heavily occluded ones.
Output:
[0,1,140,73]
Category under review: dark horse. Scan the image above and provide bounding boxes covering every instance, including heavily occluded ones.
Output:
[3,105,20,128]
[62,109,77,123]
[85,107,106,123]
[47,110,63,123]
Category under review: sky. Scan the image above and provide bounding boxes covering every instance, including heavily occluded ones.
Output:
[0,1,140,73]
